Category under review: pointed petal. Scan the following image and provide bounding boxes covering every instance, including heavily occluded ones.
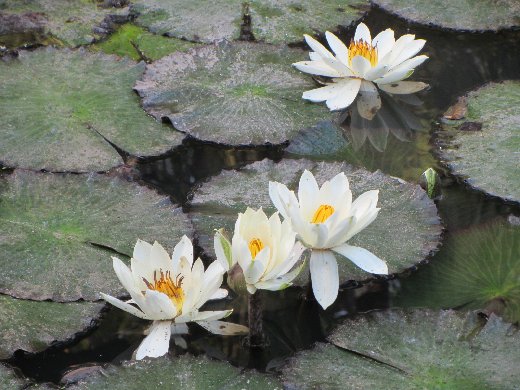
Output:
[350,56,372,78]
[354,22,371,44]
[185,310,233,322]
[197,321,249,335]
[325,78,361,111]
[112,257,138,295]
[100,293,150,320]
[214,229,234,270]
[304,34,334,59]
[269,181,298,220]
[325,31,349,65]
[135,320,171,360]
[372,28,394,59]
[302,83,341,103]
[133,239,152,262]
[378,81,429,94]
[310,250,339,309]
[389,40,426,68]
[142,290,177,320]
[172,235,193,267]
[332,244,388,274]
[298,169,320,219]
[293,61,341,78]
[209,288,228,300]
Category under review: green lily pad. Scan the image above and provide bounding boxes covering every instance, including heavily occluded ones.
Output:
[134,41,329,146]
[438,81,520,203]
[70,354,282,389]
[372,0,520,31]
[282,309,520,389]
[0,0,129,47]
[0,363,28,389]
[0,295,103,359]
[0,47,184,172]
[286,101,438,183]
[0,170,193,301]
[131,0,367,44]
[93,24,199,61]
[393,220,520,323]
[189,158,441,285]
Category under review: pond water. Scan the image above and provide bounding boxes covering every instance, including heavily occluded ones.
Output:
[2,4,520,387]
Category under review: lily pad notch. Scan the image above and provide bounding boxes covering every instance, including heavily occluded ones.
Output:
[188,158,442,286]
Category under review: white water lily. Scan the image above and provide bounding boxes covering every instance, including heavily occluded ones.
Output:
[293,22,428,111]
[100,236,248,360]
[269,170,388,309]
[215,208,305,294]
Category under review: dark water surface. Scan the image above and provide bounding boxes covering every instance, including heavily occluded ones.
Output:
[7,6,520,385]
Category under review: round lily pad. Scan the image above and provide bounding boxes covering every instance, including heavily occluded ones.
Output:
[131,0,367,44]
[0,0,129,47]
[189,158,441,285]
[438,81,520,203]
[134,41,330,146]
[0,295,103,359]
[282,309,520,389]
[0,170,193,301]
[0,363,28,389]
[394,220,520,323]
[0,47,184,172]
[372,0,520,31]
[70,354,282,389]
[93,24,200,62]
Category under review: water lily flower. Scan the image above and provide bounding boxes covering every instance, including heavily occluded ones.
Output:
[214,208,305,294]
[269,170,388,309]
[293,22,429,111]
[100,236,248,360]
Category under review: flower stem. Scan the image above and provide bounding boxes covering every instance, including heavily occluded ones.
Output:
[246,291,266,347]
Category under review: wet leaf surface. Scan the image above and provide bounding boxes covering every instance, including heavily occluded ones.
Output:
[438,81,520,203]
[282,309,520,389]
[131,0,367,44]
[0,48,184,172]
[372,0,520,31]
[69,354,282,389]
[0,295,103,360]
[189,158,441,286]
[0,170,192,301]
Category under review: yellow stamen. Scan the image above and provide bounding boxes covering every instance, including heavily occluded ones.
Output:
[248,238,264,259]
[143,270,184,313]
[311,204,335,224]
[348,39,378,67]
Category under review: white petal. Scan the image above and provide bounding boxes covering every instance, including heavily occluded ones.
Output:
[379,34,415,66]
[214,229,234,270]
[112,257,138,295]
[350,56,372,78]
[298,169,320,220]
[304,34,335,59]
[133,239,152,262]
[309,51,321,61]
[149,241,173,275]
[389,40,426,68]
[364,63,391,81]
[255,256,305,291]
[325,31,349,65]
[372,28,394,59]
[185,309,233,322]
[310,250,339,309]
[197,321,249,335]
[209,288,228,300]
[331,244,388,274]
[325,78,361,111]
[269,181,298,220]
[354,22,371,44]
[293,61,341,78]
[302,83,345,103]
[171,323,189,334]
[264,240,306,280]
[142,290,177,320]
[135,320,171,360]
[375,56,427,85]
[378,81,429,94]
[100,293,150,320]
[172,235,193,268]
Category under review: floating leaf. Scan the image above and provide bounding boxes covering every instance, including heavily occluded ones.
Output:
[0,170,192,301]
[0,363,28,389]
[134,41,329,146]
[70,354,282,389]
[93,24,199,61]
[0,0,129,46]
[189,159,441,286]
[0,48,183,172]
[130,0,367,44]
[438,81,520,203]
[393,220,520,323]
[0,295,103,359]
[282,309,520,389]
[372,0,520,31]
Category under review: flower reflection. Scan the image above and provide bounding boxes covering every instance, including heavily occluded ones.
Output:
[338,91,426,152]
